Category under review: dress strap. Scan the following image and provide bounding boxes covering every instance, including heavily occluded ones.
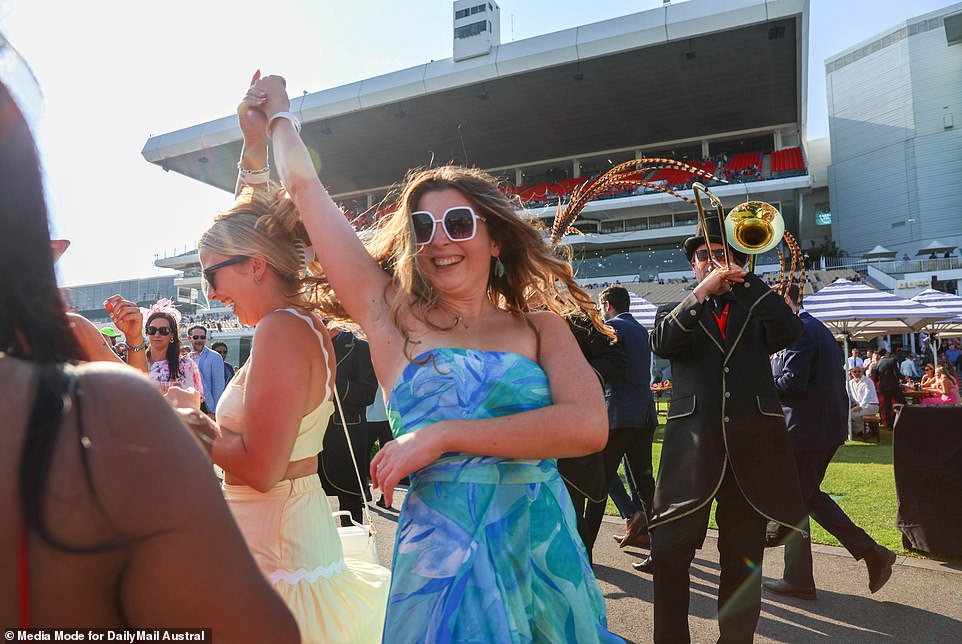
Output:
[273,308,332,401]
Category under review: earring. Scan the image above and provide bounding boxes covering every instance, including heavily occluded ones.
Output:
[494,257,506,278]
[169,337,175,344]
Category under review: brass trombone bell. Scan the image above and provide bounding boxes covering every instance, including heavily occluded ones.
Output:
[725,201,784,256]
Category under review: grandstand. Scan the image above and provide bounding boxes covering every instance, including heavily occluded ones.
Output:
[142,0,820,303]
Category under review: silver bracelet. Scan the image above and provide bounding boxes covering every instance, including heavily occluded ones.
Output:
[237,161,270,175]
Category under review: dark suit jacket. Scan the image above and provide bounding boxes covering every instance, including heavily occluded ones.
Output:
[320,332,378,493]
[557,315,628,503]
[649,272,806,532]
[874,356,903,394]
[605,312,657,430]
[771,311,849,451]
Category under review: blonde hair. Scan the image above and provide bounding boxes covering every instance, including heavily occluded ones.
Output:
[319,165,612,356]
[198,185,333,313]
[935,364,959,385]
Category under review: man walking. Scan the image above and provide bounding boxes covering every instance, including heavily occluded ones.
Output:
[766,284,896,600]
[648,218,805,644]
[583,285,658,561]
[188,324,226,413]
[874,348,905,429]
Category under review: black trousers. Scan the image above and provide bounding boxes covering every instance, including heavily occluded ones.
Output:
[585,424,656,556]
[651,464,768,644]
[318,417,369,526]
[780,447,876,587]
[878,389,906,429]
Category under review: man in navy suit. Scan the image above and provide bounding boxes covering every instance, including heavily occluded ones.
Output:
[766,284,896,599]
[583,285,658,561]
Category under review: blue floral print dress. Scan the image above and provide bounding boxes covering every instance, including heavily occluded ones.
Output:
[383,348,622,643]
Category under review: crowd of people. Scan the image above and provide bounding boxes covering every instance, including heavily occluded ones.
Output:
[4,52,955,644]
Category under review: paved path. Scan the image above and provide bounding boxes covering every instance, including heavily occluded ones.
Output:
[365,490,962,643]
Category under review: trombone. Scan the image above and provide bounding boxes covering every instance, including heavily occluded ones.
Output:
[691,182,804,297]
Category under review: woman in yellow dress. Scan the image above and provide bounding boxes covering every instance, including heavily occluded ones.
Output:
[177,186,390,643]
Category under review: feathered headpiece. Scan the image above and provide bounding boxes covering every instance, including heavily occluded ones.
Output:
[549,158,724,246]
[140,297,182,325]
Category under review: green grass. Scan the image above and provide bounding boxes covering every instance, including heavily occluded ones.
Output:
[606,415,927,558]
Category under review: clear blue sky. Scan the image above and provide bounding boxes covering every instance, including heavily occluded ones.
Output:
[0,0,955,286]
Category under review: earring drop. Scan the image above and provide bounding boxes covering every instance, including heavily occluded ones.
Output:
[494,257,506,278]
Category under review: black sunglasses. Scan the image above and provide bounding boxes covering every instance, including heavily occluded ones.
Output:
[191,334,207,340]
[694,249,727,262]
[203,255,250,290]
[410,206,484,245]
[146,326,172,336]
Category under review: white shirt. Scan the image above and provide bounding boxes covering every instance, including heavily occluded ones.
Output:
[848,375,879,408]
[900,358,919,379]
[847,356,864,369]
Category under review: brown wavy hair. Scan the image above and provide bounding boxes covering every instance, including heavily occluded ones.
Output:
[328,165,613,356]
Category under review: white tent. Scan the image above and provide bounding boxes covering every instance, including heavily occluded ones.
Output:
[804,280,951,340]
[803,279,952,439]
[915,240,957,257]
[863,245,897,260]
[910,289,962,364]
[629,293,658,330]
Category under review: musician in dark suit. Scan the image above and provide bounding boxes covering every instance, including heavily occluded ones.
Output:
[648,218,806,644]
[582,285,658,561]
[318,330,378,526]
[766,284,896,599]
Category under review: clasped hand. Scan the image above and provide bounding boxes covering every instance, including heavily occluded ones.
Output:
[238,70,291,130]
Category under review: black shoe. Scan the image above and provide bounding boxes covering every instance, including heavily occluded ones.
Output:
[375,495,393,510]
[632,555,655,574]
[864,545,896,593]
[762,579,817,600]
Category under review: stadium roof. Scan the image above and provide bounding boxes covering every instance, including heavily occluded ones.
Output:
[142,0,809,197]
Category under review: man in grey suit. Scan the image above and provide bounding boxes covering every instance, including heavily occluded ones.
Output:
[766,284,896,599]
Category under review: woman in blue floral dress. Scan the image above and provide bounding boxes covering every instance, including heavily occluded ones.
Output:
[242,73,624,643]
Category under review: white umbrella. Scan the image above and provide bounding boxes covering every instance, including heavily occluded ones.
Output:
[915,240,957,257]
[910,289,962,365]
[804,279,951,340]
[629,293,658,330]
[804,279,951,439]
[863,245,897,260]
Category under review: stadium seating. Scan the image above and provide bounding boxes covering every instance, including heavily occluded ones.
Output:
[771,146,805,175]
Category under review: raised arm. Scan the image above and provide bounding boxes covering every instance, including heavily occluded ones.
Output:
[234,71,271,198]
[369,311,608,506]
[253,75,393,335]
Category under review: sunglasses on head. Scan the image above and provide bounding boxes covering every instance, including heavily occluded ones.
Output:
[203,255,251,290]
[146,326,172,336]
[694,249,727,262]
[410,206,484,245]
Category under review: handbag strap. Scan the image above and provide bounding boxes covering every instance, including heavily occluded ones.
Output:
[330,379,375,533]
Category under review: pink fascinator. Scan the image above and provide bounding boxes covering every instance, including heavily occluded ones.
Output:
[140,298,182,325]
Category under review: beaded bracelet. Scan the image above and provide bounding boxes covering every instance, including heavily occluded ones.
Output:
[237,161,270,175]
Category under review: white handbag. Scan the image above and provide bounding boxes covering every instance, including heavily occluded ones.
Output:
[331,384,380,565]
